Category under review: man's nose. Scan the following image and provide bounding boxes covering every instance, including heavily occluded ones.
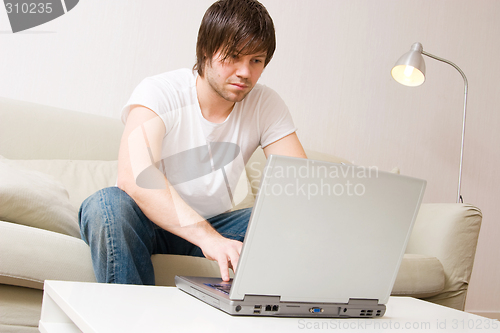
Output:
[235,62,251,78]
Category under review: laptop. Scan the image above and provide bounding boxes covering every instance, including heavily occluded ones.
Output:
[175,155,426,317]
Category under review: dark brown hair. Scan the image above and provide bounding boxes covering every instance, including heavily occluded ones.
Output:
[194,0,276,76]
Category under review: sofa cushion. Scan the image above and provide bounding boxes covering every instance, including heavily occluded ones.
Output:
[4,159,118,210]
[391,253,445,298]
[0,158,80,238]
[0,221,96,290]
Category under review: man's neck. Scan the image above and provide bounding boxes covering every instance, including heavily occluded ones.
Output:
[196,75,234,124]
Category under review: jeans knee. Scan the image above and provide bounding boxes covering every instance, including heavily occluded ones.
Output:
[79,187,156,245]
[79,187,138,240]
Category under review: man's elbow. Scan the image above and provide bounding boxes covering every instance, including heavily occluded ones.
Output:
[118,166,167,193]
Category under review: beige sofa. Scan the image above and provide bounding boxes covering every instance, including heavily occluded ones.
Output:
[0,97,482,332]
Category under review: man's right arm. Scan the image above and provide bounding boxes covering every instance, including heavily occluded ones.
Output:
[117,106,241,281]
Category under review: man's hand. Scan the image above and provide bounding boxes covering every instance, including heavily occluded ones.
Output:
[199,234,243,282]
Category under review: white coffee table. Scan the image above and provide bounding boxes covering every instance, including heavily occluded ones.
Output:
[39,280,499,333]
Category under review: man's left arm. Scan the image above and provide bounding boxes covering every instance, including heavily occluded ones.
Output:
[263,132,307,159]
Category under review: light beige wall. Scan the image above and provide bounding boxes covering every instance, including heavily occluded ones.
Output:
[0,0,498,313]
[261,0,500,313]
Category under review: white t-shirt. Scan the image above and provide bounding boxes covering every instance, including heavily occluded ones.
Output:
[122,68,296,219]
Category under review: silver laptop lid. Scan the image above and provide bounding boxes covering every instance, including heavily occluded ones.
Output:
[230,155,426,304]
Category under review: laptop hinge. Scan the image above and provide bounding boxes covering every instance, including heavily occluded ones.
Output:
[347,298,380,305]
[243,295,281,302]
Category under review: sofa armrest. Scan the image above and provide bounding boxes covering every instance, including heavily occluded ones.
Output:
[0,221,96,290]
[405,203,482,309]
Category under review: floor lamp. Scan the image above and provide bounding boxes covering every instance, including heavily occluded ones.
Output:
[391,42,467,203]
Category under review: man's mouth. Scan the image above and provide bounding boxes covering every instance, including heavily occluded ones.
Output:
[229,83,248,90]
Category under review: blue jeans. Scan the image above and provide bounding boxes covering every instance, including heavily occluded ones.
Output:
[78,187,251,285]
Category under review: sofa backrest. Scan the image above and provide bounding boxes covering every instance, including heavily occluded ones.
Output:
[0,97,123,160]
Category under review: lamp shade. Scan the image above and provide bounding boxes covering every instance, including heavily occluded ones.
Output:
[391,42,426,87]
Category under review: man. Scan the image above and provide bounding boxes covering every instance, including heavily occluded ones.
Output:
[79,0,306,285]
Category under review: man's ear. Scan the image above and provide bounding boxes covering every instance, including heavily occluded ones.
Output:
[201,55,212,76]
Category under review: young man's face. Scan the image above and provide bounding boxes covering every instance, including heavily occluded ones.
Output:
[203,50,267,103]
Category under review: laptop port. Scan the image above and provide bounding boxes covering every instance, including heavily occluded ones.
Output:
[309,307,324,313]
[264,305,279,312]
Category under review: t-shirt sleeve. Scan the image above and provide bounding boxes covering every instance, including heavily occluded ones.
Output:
[258,87,298,148]
[120,75,183,137]
[121,77,168,124]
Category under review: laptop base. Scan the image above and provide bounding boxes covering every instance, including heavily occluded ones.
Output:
[176,276,386,318]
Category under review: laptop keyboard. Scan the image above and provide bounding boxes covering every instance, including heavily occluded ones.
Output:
[204,282,232,295]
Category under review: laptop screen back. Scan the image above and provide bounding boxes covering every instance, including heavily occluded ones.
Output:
[230,155,426,304]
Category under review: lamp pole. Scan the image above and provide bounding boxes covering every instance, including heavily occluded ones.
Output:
[420,50,467,203]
